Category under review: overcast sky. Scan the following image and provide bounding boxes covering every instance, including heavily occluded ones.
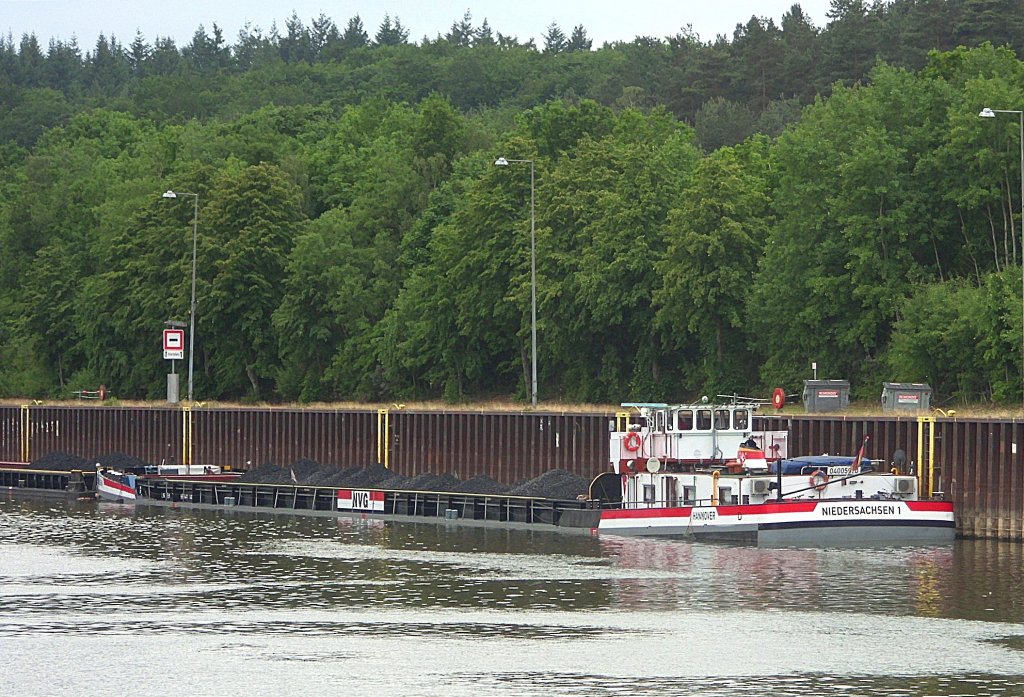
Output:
[2,1,835,49]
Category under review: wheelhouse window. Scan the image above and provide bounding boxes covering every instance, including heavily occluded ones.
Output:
[714,409,730,430]
[654,411,666,433]
[733,409,749,431]
[696,409,712,430]
[676,410,693,431]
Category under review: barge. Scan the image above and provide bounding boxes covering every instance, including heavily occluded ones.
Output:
[3,400,955,544]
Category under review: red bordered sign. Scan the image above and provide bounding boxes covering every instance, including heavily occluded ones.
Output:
[163,329,184,360]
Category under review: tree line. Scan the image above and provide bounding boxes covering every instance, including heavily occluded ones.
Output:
[3,1,1024,151]
[0,4,1022,406]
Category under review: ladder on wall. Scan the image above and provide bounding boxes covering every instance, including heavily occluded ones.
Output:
[916,416,941,498]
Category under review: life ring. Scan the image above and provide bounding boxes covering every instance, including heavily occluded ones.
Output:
[809,469,829,492]
[772,387,786,410]
[624,432,642,452]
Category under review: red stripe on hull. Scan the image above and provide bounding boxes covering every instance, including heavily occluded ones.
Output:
[99,475,135,495]
[905,500,955,513]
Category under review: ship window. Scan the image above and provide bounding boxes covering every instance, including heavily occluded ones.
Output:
[696,410,712,430]
[676,410,693,430]
[733,410,749,431]
[643,484,656,504]
[655,411,665,432]
[682,486,696,505]
[714,409,730,430]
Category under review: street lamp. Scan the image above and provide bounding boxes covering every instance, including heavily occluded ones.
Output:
[161,190,199,403]
[979,107,1024,410]
[494,156,537,407]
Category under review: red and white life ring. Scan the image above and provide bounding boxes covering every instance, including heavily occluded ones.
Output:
[772,387,786,410]
[624,432,642,452]
[809,469,829,492]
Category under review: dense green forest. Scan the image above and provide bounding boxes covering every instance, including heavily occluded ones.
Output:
[1,0,1023,405]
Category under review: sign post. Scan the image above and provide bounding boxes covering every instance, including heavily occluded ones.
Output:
[164,328,185,403]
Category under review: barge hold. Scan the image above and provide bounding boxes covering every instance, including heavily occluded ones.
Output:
[2,462,602,530]
[135,477,602,528]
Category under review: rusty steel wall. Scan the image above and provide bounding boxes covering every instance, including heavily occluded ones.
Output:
[387,411,610,481]
[0,405,23,462]
[191,408,378,469]
[940,419,1024,541]
[756,414,920,466]
[23,406,182,465]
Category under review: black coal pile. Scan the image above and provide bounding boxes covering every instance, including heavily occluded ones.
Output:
[288,458,323,482]
[30,451,89,471]
[237,462,292,484]
[94,452,150,470]
[404,472,461,492]
[507,469,589,500]
[453,475,509,495]
[377,473,412,489]
[302,465,345,486]
[234,457,588,501]
[313,466,360,487]
[343,463,393,488]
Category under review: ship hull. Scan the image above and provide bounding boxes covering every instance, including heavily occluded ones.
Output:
[598,500,955,545]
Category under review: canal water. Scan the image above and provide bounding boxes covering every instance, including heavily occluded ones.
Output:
[1,494,1022,696]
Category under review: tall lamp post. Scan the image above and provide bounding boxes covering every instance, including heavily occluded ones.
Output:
[979,107,1024,411]
[494,156,537,407]
[161,190,199,403]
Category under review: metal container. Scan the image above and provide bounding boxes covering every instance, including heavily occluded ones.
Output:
[802,380,850,413]
[881,382,932,413]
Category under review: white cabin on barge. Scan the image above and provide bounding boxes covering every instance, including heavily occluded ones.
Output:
[610,401,788,474]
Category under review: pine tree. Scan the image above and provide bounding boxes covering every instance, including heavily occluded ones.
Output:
[543,22,567,53]
[567,25,592,51]
[375,14,410,46]
[341,15,369,49]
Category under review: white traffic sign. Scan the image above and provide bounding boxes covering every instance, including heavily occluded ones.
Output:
[164,328,185,360]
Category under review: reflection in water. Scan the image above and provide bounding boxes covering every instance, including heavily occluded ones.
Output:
[0,495,1022,696]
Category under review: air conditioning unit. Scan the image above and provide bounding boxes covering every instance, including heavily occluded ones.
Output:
[752,479,771,494]
[895,478,914,494]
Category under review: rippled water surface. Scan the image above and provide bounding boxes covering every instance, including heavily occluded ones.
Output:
[1,494,1023,696]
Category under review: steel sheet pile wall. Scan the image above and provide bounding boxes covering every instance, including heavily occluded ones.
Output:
[0,405,23,462]
[941,419,1023,540]
[387,411,609,481]
[756,414,918,466]
[23,406,182,465]
[192,408,377,470]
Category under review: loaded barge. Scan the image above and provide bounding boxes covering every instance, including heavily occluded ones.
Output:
[1,463,601,528]
[2,399,955,544]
